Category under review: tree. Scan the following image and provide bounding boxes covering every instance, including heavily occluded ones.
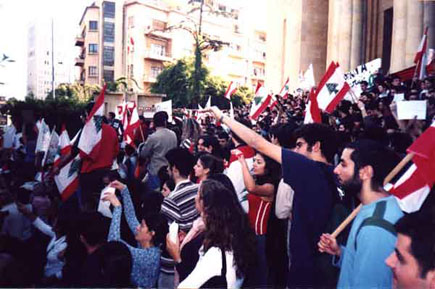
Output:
[46,82,101,102]
[151,58,253,109]
[157,0,232,105]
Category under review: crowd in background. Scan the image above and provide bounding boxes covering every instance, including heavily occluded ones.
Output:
[0,72,433,288]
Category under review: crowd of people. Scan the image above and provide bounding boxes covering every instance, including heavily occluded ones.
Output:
[0,72,434,288]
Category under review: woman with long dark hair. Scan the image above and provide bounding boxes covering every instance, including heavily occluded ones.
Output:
[193,154,224,182]
[234,150,281,286]
[177,179,256,288]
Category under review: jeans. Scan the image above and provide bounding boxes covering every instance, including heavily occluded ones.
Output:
[158,272,174,289]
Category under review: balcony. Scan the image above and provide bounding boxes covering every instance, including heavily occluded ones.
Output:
[144,50,172,62]
[143,74,157,83]
[251,73,265,80]
[144,27,171,39]
[75,35,85,46]
[74,56,85,66]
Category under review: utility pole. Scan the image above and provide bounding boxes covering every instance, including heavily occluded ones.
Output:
[51,18,55,99]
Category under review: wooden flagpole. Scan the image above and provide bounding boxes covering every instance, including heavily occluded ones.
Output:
[331,152,415,238]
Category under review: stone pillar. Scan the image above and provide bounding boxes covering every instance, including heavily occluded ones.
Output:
[327,0,340,65]
[390,0,407,72]
[424,2,435,51]
[350,0,363,69]
[405,0,424,66]
[338,0,353,71]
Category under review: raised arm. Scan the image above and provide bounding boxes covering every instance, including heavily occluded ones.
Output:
[205,106,282,164]
[103,191,122,242]
[110,180,140,234]
[236,150,274,198]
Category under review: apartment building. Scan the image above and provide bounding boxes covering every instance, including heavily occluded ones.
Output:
[75,0,267,95]
[27,19,71,100]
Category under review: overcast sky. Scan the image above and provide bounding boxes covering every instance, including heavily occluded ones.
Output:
[0,0,92,100]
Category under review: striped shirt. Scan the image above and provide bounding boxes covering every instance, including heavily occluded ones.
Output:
[160,179,200,274]
[248,194,272,235]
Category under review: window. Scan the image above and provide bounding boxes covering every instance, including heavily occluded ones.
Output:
[89,43,98,54]
[129,64,134,78]
[103,46,114,66]
[103,70,114,82]
[89,21,98,31]
[103,1,115,18]
[151,44,166,56]
[152,19,166,31]
[103,22,115,43]
[89,66,98,77]
[151,66,163,78]
[128,16,135,28]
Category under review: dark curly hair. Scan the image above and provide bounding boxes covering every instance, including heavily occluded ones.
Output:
[199,179,257,278]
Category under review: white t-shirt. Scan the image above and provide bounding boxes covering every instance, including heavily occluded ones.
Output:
[178,246,243,289]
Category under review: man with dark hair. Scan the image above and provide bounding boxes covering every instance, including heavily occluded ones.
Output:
[159,147,199,288]
[319,140,403,288]
[107,112,123,140]
[139,111,177,191]
[385,212,435,289]
[205,107,339,287]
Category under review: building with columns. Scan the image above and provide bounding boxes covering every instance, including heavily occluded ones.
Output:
[266,0,435,92]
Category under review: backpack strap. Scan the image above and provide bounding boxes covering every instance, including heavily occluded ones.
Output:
[354,201,396,250]
[221,248,227,277]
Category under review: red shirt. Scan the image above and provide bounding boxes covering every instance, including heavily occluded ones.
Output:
[81,124,119,173]
[248,194,272,235]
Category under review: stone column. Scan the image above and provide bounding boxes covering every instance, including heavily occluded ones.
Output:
[338,0,353,71]
[350,0,363,69]
[405,0,424,67]
[390,0,407,72]
[424,2,435,51]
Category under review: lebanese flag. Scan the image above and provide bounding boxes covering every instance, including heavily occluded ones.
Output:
[54,125,71,167]
[304,88,321,124]
[269,95,278,110]
[385,163,431,213]
[316,62,351,113]
[250,83,272,120]
[407,122,435,184]
[78,84,106,160]
[224,81,237,100]
[414,27,429,80]
[35,118,51,154]
[279,77,290,99]
[54,155,80,202]
[123,101,140,148]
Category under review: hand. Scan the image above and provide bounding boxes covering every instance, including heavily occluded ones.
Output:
[109,180,126,192]
[318,233,341,256]
[357,100,365,111]
[201,106,223,121]
[178,230,187,244]
[232,149,245,162]
[166,234,181,263]
[102,192,121,207]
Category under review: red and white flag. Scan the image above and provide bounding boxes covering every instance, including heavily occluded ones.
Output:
[55,155,80,202]
[78,85,107,160]
[123,101,140,147]
[224,81,237,100]
[250,83,272,120]
[414,27,429,80]
[279,77,290,99]
[54,128,80,202]
[54,125,71,167]
[386,163,431,213]
[304,88,322,124]
[407,121,435,184]
[316,62,351,113]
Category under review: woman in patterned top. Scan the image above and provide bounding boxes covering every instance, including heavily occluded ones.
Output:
[104,180,168,288]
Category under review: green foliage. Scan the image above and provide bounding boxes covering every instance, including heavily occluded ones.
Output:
[1,93,90,136]
[151,58,253,109]
[46,82,101,102]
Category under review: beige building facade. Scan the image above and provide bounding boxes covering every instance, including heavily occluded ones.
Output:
[76,0,267,101]
[266,0,435,92]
